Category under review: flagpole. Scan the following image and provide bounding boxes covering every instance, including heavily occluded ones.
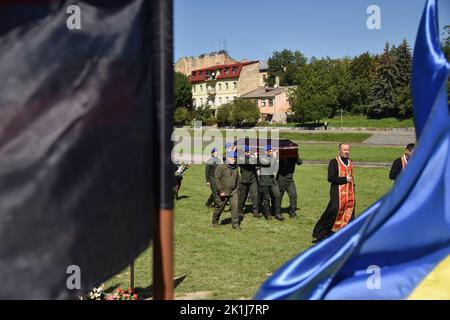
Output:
[153,209,174,299]
[152,0,174,300]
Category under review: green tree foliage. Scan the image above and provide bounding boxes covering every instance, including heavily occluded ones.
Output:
[216,99,260,127]
[231,99,260,127]
[349,52,377,113]
[174,107,191,126]
[267,49,307,86]
[368,43,399,117]
[216,103,233,127]
[290,57,338,122]
[393,39,413,117]
[441,25,450,106]
[174,72,192,109]
[193,105,216,126]
[442,25,450,61]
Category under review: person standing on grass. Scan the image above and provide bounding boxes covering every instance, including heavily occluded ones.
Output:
[205,147,222,208]
[277,155,303,218]
[259,145,283,221]
[312,143,355,242]
[389,143,415,181]
[237,145,260,219]
[212,151,241,230]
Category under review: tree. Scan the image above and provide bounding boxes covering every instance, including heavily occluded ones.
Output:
[216,103,233,127]
[193,105,216,126]
[215,99,260,127]
[348,52,377,114]
[231,99,260,127]
[174,72,192,109]
[441,25,450,61]
[392,39,412,117]
[174,107,191,126]
[267,49,307,86]
[290,57,337,123]
[441,26,450,106]
[368,43,399,117]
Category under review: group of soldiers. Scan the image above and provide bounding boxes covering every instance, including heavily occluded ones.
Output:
[205,142,303,230]
[174,141,416,238]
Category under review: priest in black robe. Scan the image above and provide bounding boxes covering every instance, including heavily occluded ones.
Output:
[313,144,355,242]
[389,143,415,181]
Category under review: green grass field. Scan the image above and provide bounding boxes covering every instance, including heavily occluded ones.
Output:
[105,164,393,299]
[299,144,403,163]
[325,115,414,128]
[176,129,372,143]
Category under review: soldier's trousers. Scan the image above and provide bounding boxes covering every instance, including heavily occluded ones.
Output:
[238,181,259,215]
[212,191,240,226]
[278,178,297,215]
[260,184,281,216]
[206,180,220,207]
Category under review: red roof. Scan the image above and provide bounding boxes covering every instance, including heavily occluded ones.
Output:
[189,61,259,83]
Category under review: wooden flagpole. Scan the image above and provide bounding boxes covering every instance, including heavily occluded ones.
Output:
[153,209,174,299]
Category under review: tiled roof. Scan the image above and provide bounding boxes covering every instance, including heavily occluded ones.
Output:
[189,61,259,83]
[240,86,295,98]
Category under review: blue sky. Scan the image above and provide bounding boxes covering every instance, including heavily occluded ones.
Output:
[174,0,450,61]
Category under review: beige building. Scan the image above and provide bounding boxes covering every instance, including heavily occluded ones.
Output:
[189,61,260,110]
[240,86,295,124]
[175,51,236,77]
[259,61,269,87]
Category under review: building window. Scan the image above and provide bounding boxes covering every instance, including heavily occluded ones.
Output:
[233,96,237,100]
[269,99,274,107]
[225,68,229,75]
[226,97,229,103]
[232,67,237,73]
[261,99,266,107]
[225,83,229,90]
[193,85,196,92]
[200,85,203,91]
[192,71,197,77]
[233,82,237,89]
[218,83,222,91]
[219,97,222,104]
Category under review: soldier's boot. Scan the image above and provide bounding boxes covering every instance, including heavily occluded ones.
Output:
[212,210,221,227]
[289,212,298,218]
[252,210,262,218]
[232,223,241,230]
[264,214,273,220]
[275,214,285,221]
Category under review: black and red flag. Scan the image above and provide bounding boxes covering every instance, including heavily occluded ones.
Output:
[0,0,173,299]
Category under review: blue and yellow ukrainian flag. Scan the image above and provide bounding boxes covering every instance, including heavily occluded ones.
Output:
[256,0,450,300]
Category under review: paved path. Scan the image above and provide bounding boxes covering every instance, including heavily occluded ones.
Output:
[174,128,416,146]
[361,131,416,146]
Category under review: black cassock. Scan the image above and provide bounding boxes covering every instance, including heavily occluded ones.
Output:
[312,158,355,240]
[389,157,403,180]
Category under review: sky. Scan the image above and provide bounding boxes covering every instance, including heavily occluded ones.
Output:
[174,0,450,62]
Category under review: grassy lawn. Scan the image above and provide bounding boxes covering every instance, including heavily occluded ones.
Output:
[324,115,414,128]
[175,128,372,143]
[105,164,393,299]
[279,131,371,143]
[299,144,403,163]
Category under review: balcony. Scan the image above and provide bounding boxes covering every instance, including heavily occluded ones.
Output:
[205,75,217,82]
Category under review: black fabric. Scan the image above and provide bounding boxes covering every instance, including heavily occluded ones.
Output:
[312,159,354,240]
[238,156,258,184]
[277,157,303,181]
[0,0,173,299]
[389,157,403,180]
